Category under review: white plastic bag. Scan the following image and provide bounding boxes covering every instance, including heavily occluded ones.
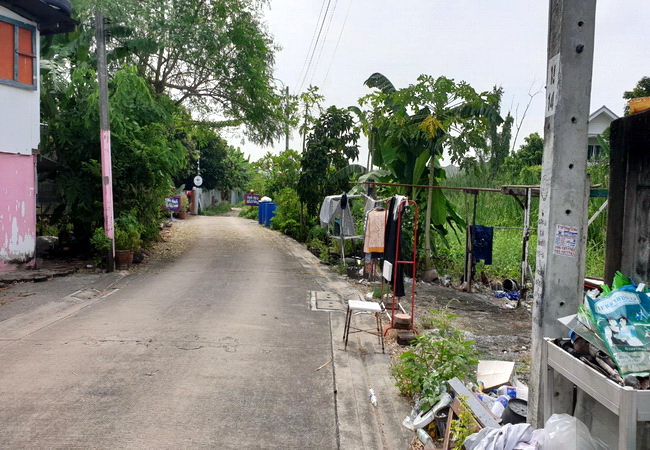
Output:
[539,414,608,450]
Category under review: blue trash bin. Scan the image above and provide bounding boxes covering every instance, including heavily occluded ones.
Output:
[263,202,276,227]
[258,202,266,225]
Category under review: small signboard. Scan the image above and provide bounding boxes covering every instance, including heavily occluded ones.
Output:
[245,193,261,206]
[164,195,181,212]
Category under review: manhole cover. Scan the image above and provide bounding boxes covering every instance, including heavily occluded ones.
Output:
[309,291,343,311]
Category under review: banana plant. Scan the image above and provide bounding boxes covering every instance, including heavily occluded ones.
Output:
[359,73,502,269]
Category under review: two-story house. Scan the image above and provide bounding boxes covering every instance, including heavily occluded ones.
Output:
[0,0,74,270]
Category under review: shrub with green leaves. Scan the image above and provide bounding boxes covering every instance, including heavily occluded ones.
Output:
[391,308,478,410]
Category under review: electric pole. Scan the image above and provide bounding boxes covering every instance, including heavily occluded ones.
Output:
[96,12,115,272]
[529,0,596,426]
[285,86,290,151]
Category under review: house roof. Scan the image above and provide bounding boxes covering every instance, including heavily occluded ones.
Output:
[0,0,76,35]
[589,105,619,122]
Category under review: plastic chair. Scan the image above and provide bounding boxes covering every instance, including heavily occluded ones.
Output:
[342,300,385,353]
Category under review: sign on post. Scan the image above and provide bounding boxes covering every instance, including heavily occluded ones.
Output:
[245,193,261,206]
[164,196,181,212]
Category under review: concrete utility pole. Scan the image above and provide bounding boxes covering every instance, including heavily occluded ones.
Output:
[529,0,596,427]
[96,12,115,272]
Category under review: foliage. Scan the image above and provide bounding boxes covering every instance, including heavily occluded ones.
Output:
[44,65,187,247]
[391,308,478,410]
[201,202,232,216]
[623,76,650,115]
[253,149,302,199]
[359,73,501,267]
[309,238,331,264]
[307,225,328,242]
[90,227,111,254]
[297,106,360,216]
[238,206,258,220]
[180,194,189,212]
[272,188,308,241]
[450,397,476,450]
[501,132,544,177]
[114,228,141,252]
[78,0,286,144]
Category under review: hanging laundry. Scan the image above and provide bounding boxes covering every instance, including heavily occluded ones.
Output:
[383,197,406,297]
[471,225,494,265]
[318,195,356,236]
[364,210,386,253]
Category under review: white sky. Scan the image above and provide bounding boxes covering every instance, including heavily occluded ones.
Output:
[231,0,650,164]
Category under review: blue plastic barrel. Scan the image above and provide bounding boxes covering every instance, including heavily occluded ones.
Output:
[263,202,276,227]
[258,202,265,225]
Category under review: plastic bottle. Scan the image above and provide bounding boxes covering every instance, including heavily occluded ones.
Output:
[369,388,377,407]
[490,395,509,418]
[495,385,517,398]
[417,429,434,449]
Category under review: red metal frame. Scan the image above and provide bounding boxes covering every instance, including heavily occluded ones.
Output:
[382,199,418,336]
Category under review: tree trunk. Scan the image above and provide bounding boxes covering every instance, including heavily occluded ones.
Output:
[424,156,434,269]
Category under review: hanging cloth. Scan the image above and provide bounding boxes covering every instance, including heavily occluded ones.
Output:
[338,193,356,236]
[471,225,494,265]
[319,195,355,236]
[383,197,406,297]
[364,210,386,253]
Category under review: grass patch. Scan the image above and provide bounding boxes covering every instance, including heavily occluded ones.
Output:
[201,202,232,216]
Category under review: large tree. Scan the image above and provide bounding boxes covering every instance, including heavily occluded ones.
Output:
[297,106,360,216]
[74,0,285,144]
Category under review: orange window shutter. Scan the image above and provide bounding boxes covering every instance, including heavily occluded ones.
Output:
[17,27,34,85]
[0,21,14,81]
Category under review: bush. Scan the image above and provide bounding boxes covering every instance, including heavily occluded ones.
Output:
[114,228,141,251]
[308,225,327,242]
[272,188,306,241]
[238,206,258,220]
[391,308,478,410]
[90,227,111,254]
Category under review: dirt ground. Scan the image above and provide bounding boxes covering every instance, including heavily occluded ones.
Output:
[350,277,533,385]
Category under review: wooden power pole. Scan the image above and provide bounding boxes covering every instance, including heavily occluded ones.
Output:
[96,12,115,272]
[529,0,597,427]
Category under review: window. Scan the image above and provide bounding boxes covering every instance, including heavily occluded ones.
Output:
[0,16,36,89]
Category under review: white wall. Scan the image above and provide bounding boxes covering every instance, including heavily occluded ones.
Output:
[588,113,614,137]
[0,6,40,156]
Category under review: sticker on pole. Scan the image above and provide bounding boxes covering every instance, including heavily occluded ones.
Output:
[553,224,578,257]
[164,196,181,212]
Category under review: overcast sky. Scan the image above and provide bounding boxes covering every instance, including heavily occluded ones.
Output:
[231,0,650,164]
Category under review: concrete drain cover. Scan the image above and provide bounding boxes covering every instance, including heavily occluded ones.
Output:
[309,291,343,311]
[69,288,102,301]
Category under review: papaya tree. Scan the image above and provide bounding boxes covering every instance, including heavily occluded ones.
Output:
[359,73,502,270]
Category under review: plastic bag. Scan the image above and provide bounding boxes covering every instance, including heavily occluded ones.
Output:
[585,285,650,376]
[539,414,607,450]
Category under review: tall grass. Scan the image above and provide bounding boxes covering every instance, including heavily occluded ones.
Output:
[435,164,608,281]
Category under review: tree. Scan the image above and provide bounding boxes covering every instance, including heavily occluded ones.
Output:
[254,149,302,199]
[360,73,501,269]
[78,0,286,144]
[297,106,360,216]
[623,76,650,115]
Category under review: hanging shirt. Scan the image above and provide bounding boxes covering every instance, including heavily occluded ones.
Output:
[383,197,406,297]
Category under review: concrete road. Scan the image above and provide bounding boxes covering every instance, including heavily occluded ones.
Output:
[0,215,410,449]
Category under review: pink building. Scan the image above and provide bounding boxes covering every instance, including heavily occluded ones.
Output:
[0,0,74,271]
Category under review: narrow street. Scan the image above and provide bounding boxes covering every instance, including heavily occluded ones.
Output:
[0,215,348,448]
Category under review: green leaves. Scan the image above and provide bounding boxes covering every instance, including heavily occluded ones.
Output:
[391,309,478,410]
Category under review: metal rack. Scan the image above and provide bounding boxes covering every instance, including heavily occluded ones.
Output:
[382,198,418,335]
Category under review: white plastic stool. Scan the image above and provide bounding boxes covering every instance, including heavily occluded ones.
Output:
[343,300,384,353]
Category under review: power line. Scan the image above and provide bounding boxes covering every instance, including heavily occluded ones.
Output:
[322,0,353,87]
[296,0,333,93]
[308,0,339,87]
[293,0,328,93]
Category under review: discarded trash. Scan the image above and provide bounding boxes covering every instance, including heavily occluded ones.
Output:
[365,292,374,300]
[490,395,509,417]
[476,360,515,390]
[412,393,452,429]
[368,388,377,407]
[493,290,520,300]
[494,385,517,398]
[416,428,434,448]
[315,359,331,372]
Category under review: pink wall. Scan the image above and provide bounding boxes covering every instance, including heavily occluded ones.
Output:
[0,152,36,271]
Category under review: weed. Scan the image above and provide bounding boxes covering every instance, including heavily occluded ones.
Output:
[201,202,232,215]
